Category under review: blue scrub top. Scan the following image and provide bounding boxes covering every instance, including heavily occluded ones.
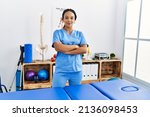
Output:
[52,29,87,72]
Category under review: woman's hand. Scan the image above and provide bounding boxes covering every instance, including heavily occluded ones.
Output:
[74,45,79,49]
[64,44,87,55]
[54,41,79,52]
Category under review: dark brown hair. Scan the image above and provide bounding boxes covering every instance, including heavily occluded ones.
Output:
[62,9,77,20]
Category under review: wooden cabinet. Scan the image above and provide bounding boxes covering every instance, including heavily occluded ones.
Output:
[81,59,122,82]
[99,59,122,81]
[22,62,52,89]
[22,59,122,89]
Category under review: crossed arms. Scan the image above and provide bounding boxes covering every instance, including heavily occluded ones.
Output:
[53,41,87,54]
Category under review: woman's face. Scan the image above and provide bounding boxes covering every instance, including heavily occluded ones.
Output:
[62,11,75,28]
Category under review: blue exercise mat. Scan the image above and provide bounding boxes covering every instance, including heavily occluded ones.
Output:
[64,84,110,100]
[91,79,150,100]
[0,88,70,100]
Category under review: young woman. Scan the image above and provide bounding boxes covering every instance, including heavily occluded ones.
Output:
[52,9,87,87]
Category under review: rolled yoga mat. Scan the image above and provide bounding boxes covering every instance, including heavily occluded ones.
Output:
[24,44,32,63]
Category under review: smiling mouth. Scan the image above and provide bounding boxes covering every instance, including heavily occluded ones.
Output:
[66,22,72,24]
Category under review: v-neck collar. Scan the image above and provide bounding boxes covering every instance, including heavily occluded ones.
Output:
[62,28,74,36]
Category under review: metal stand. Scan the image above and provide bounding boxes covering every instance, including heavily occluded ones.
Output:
[9,46,24,92]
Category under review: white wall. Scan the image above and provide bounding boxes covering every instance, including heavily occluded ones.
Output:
[0,0,126,91]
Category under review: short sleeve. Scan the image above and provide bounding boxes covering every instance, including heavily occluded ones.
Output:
[52,30,60,48]
[79,32,87,46]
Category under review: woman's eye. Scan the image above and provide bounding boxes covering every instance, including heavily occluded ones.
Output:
[64,16,74,20]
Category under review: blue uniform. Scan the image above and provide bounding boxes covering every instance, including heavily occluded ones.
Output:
[52,29,87,87]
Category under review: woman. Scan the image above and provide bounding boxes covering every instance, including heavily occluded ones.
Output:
[52,8,87,87]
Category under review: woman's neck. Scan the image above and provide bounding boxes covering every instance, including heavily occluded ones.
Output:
[63,26,73,34]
